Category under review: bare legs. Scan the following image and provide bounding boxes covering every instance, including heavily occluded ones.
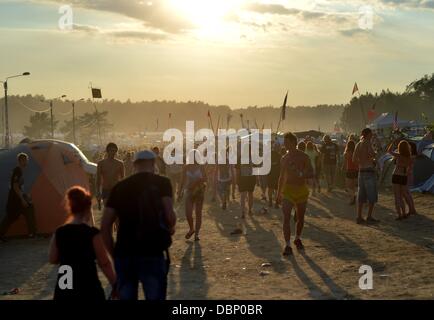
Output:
[185,196,203,240]
[393,184,407,220]
[240,191,253,218]
[346,178,356,205]
[282,200,307,255]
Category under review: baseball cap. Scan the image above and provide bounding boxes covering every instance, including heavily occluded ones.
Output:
[134,150,157,162]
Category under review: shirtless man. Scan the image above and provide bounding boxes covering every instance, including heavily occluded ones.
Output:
[277,132,313,256]
[353,128,379,224]
[96,143,125,206]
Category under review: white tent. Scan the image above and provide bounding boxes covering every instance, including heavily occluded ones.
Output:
[369,113,411,130]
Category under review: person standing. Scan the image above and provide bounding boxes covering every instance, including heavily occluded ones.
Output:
[124,151,134,177]
[403,142,417,215]
[320,135,339,192]
[305,142,320,194]
[387,140,412,220]
[353,128,379,224]
[343,140,358,205]
[0,153,37,242]
[49,187,117,300]
[178,150,207,241]
[101,150,176,300]
[96,143,125,205]
[215,154,233,210]
[277,133,313,256]
[152,146,167,176]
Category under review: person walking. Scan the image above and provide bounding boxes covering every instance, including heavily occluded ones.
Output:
[101,150,176,300]
[277,133,313,256]
[49,187,117,300]
[96,143,125,206]
[320,135,339,192]
[0,153,37,242]
[178,150,207,241]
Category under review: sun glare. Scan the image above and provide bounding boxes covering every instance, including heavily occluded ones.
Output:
[170,0,244,39]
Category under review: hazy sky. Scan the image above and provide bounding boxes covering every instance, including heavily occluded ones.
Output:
[1,0,434,108]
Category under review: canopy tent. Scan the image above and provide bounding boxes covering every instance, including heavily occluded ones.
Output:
[0,140,95,237]
[369,113,411,130]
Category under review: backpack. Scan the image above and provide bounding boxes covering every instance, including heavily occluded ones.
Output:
[136,184,172,253]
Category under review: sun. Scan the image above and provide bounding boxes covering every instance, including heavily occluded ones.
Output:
[170,0,244,38]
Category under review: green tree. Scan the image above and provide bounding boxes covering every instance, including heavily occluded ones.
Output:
[406,73,434,101]
[23,112,58,139]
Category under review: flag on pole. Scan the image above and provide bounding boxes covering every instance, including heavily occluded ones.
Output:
[352,82,359,95]
[91,88,102,99]
[281,91,288,120]
[393,111,399,131]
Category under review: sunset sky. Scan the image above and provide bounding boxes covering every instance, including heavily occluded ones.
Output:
[1,0,434,108]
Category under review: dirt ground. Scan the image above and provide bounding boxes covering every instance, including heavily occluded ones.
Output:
[0,189,433,300]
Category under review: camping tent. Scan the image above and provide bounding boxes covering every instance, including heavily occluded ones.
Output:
[369,113,411,131]
[421,143,434,161]
[0,140,96,237]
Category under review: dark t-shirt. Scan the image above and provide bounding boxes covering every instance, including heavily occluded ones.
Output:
[320,142,339,165]
[6,166,25,213]
[106,172,172,257]
[54,224,104,300]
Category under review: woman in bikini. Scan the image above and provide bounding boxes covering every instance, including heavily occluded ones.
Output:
[387,140,411,220]
[179,150,207,241]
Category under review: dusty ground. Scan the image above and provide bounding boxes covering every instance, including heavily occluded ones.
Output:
[0,189,433,300]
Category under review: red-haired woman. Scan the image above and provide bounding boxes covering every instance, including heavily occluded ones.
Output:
[48,187,117,300]
[387,140,412,220]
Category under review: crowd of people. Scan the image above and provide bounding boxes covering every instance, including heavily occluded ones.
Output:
[0,126,429,300]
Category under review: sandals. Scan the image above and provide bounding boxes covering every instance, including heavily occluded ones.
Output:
[185,230,195,239]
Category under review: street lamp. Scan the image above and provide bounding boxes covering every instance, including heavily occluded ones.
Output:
[41,95,67,139]
[2,72,31,148]
[72,98,84,145]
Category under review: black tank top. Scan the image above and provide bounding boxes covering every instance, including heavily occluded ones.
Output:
[53,224,105,300]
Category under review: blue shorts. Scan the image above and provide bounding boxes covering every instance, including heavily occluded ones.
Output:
[357,171,378,204]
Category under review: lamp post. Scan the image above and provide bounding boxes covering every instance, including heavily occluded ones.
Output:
[72,98,84,145]
[2,72,30,148]
[42,95,66,139]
